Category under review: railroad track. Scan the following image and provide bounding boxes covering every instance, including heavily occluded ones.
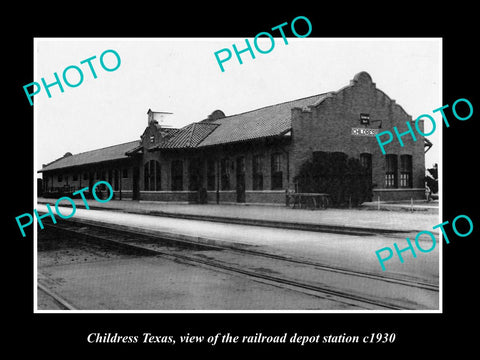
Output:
[39,219,439,311]
[37,282,77,310]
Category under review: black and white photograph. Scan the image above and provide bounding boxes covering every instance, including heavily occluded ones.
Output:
[32,38,441,312]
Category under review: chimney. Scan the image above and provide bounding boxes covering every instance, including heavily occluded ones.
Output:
[202,109,226,122]
[208,109,225,121]
[147,109,173,126]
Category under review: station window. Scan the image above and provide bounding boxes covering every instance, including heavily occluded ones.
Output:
[72,174,78,181]
[144,160,161,191]
[220,158,230,190]
[57,174,63,182]
[385,155,398,188]
[252,155,264,190]
[237,156,245,174]
[155,163,161,191]
[188,158,203,191]
[171,160,183,191]
[271,153,283,190]
[83,172,88,180]
[113,169,119,191]
[122,168,129,178]
[400,155,413,188]
[207,159,216,191]
[360,153,372,182]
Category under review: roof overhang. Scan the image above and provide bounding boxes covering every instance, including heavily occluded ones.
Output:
[125,145,144,156]
[424,138,433,153]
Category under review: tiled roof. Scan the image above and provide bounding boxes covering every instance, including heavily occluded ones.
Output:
[197,93,332,147]
[154,122,219,149]
[39,140,140,172]
[158,127,180,138]
[151,92,332,150]
[40,92,333,172]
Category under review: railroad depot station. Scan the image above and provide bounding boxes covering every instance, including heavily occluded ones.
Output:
[38,72,429,205]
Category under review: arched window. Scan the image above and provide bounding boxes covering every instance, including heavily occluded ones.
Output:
[252,155,264,190]
[171,160,183,191]
[385,155,398,188]
[400,155,412,188]
[207,159,216,191]
[220,158,230,190]
[188,158,202,191]
[360,153,372,181]
[113,169,119,191]
[271,153,283,190]
[144,160,161,191]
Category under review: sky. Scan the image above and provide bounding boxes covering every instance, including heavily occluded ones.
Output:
[34,38,442,177]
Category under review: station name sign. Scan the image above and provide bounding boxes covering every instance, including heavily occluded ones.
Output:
[351,127,379,136]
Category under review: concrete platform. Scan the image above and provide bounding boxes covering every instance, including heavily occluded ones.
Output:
[37,197,440,234]
[36,205,440,284]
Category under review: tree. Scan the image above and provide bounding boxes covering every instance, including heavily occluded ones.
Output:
[294,152,372,207]
[425,163,438,194]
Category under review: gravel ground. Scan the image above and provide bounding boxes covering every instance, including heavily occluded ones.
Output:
[37,288,64,310]
[38,226,140,267]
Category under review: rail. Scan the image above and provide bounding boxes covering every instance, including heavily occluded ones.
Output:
[38,219,439,310]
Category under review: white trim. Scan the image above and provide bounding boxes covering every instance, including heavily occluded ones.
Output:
[140,190,196,194]
[245,190,285,193]
[206,190,237,193]
[373,188,424,192]
[139,201,190,205]
[214,201,284,207]
[243,202,284,207]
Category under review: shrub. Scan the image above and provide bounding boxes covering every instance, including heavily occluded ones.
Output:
[294,152,372,207]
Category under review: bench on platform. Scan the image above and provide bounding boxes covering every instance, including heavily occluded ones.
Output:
[286,192,330,210]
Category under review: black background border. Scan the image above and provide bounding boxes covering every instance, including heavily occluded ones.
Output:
[8,6,478,356]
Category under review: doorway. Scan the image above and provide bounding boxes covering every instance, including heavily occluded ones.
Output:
[236,156,245,203]
[132,166,140,200]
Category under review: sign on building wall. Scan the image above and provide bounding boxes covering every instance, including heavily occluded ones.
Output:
[360,113,370,125]
[351,127,379,136]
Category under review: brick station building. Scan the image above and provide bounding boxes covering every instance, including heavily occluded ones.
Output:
[38,72,428,205]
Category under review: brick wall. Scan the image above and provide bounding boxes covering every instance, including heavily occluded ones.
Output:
[42,159,137,195]
[204,190,285,205]
[373,188,425,201]
[290,72,425,201]
[114,190,133,200]
[140,191,194,203]
[245,190,286,204]
[206,190,237,203]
